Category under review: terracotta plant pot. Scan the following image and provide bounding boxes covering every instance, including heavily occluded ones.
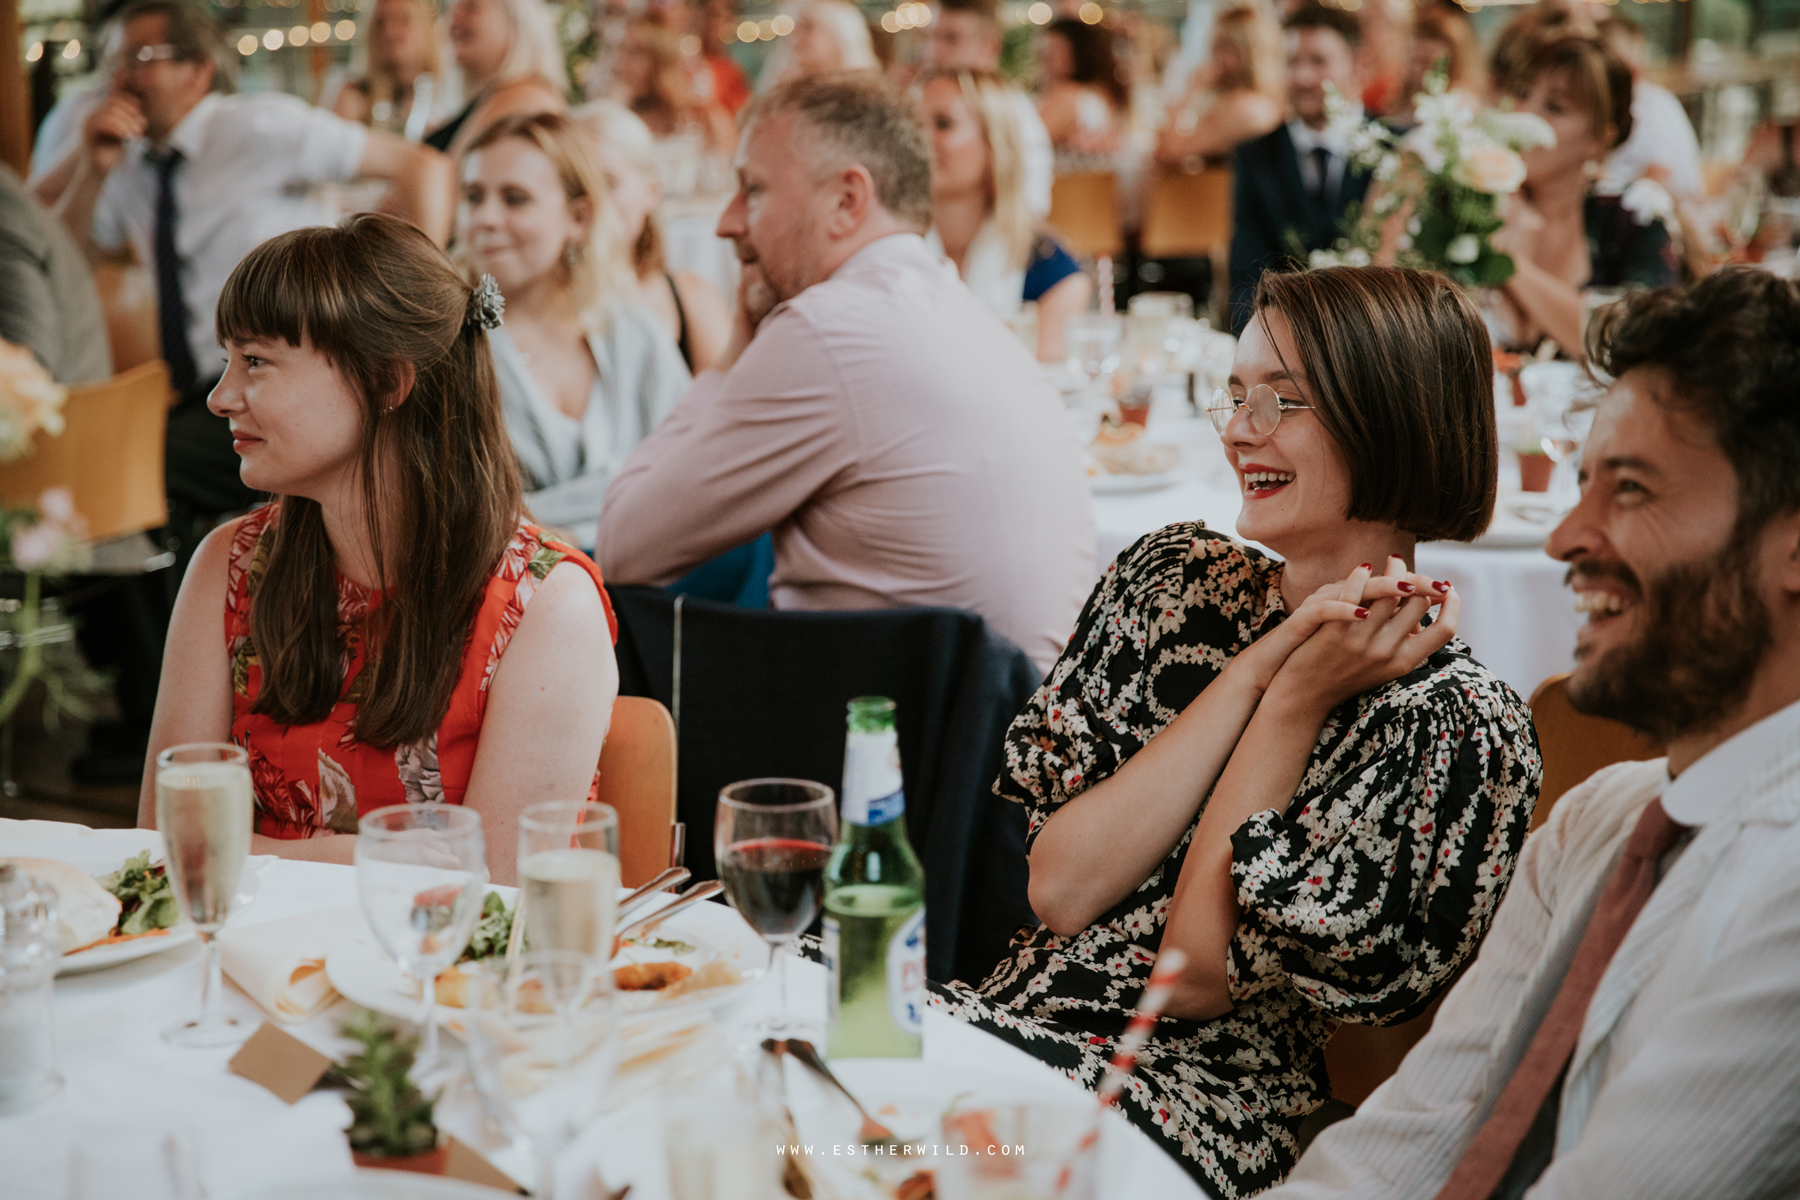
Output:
[1517,452,1555,493]
[352,1143,449,1175]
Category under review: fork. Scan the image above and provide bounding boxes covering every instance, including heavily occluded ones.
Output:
[773,1038,900,1145]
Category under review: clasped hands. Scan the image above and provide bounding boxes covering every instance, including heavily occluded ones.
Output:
[1232,557,1461,719]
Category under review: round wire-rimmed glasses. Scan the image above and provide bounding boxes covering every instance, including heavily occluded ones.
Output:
[1207,384,1315,436]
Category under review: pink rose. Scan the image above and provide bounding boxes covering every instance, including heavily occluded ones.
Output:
[1453,142,1527,195]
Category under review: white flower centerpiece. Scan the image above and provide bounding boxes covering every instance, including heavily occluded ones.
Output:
[1310,69,1556,288]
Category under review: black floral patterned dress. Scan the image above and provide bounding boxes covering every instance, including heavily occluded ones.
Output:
[936,525,1541,1197]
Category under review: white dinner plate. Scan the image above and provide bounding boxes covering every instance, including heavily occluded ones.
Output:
[325,892,767,1028]
[1089,468,1185,495]
[57,924,200,975]
[12,841,265,976]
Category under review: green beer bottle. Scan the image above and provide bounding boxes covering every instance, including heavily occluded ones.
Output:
[823,697,926,1058]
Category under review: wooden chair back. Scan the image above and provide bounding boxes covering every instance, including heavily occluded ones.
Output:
[1527,672,1664,831]
[0,360,171,541]
[92,258,162,375]
[1139,167,1234,260]
[595,695,678,887]
[1046,171,1123,260]
[1324,991,1449,1108]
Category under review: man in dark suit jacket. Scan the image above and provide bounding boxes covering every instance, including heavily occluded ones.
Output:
[1228,4,1370,334]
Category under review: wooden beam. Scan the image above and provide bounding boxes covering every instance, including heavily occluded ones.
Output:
[0,0,30,175]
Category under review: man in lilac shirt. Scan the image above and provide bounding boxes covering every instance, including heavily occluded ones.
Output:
[594,74,1095,672]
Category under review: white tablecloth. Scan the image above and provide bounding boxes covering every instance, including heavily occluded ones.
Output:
[1088,401,1581,700]
[1,829,1205,1200]
[657,193,738,298]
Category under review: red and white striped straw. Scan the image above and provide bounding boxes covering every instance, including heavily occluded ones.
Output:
[1054,948,1187,1196]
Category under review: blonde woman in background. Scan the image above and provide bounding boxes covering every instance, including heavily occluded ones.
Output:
[426,0,567,156]
[921,68,1089,362]
[571,100,731,372]
[330,0,446,136]
[459,112,690,549]
[1155,4,1284,167]
[782,0,879,80]
[611,21,735,151]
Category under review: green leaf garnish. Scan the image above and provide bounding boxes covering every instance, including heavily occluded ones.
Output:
[97,851,180,935]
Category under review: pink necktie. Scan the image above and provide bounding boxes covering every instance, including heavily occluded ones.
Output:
[1432,797,1687,1200]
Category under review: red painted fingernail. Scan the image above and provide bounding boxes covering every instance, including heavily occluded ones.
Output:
[1396,581,1416,593]
[1358,563,1372,570]
[1354,607,1370,619]
[1435,580,1451,590]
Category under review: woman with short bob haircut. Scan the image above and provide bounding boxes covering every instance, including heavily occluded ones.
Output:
[137,213,619,885]
[940,266,1541,1197]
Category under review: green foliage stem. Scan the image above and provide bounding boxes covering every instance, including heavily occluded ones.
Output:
[330,1009,441,1159]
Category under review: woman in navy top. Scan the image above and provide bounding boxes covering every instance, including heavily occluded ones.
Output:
[921,67,1090,362]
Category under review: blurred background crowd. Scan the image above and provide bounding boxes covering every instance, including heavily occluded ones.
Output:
[9,0,1798,318]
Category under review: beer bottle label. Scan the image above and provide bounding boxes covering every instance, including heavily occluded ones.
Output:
[843,729,905,826]
[885,908,926,1035]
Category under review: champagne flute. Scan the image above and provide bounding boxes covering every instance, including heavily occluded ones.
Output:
[714,779,836,1037]
[355,804,486,1069]
[518,802,621,959]
[466,952,617,1200]
[156,743,253,1048]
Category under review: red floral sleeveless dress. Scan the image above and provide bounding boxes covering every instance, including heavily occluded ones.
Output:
[223,505,618,839]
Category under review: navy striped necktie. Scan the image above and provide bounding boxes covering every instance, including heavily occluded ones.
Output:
[152,148,200,394]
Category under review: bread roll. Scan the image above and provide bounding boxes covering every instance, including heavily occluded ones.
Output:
[0,857,122,953]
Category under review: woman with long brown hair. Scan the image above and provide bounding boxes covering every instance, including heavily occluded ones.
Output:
[137,213,618,884]
[1488,33,1678,357]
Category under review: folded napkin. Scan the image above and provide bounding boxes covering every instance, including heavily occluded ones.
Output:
[219,906,364,1023]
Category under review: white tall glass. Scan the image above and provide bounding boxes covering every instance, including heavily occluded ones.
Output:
[1066,312,1123,400]
[518,802,620,960]
[156,743,253,1047]
[466,953,617,1200]
[355,804,486,1068]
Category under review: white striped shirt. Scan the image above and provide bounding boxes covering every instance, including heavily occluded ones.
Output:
[1267,697,1800,1200]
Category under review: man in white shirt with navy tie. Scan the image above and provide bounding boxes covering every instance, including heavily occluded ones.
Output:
[1263,268,1800,1199]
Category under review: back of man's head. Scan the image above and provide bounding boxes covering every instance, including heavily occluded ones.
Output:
[1284,3,1361,51]
[1591,270,1800,543]
[742,72,933,233]
[116,0,237,93]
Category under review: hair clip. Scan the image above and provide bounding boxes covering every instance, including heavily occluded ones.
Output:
[465,274,505,332]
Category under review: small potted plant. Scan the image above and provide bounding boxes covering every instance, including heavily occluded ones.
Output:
[332,1009,446,1174]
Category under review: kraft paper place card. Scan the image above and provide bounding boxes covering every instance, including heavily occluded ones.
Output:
[445,1138,527,1193]
[227,1021,334,1104]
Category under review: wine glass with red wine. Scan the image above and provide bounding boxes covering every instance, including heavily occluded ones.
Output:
[715,778,838,1036]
